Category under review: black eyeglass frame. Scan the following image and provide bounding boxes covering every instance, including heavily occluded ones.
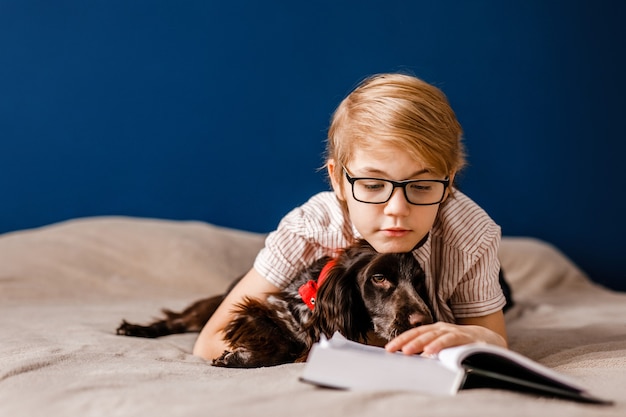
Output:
[343,168,450,206]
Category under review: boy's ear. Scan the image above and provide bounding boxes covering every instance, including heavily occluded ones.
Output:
[442,171,456,201]
[327,159,346,201]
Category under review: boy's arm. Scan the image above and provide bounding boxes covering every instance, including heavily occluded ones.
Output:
[385,310,508,355]
[457,311,508,346]
[192,267,280,361]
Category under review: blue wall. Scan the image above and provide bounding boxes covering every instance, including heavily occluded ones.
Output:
[1,1,625,291]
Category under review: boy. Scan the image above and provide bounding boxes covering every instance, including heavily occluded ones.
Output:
[193,73,509,360]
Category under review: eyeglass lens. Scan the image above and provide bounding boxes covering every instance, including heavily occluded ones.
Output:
[352,179,445,205]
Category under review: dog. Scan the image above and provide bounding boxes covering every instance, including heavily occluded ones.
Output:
[116,240,434,368]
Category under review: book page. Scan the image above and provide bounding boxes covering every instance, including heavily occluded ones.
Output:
[436,343,584,391]
[300,333,465,395]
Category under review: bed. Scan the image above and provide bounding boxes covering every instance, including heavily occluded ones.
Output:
[1,216,624,416]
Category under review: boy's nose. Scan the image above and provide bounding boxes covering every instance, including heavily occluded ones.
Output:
[384,188,411,215]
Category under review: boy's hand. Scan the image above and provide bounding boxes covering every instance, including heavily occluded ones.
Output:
[385,319,507,356]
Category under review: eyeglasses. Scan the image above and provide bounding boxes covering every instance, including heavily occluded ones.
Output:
[343,168,449,206]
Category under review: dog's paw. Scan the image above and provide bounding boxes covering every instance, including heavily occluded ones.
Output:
[116,320,135,335]
[211,349,255,368]
[116,320,158,338]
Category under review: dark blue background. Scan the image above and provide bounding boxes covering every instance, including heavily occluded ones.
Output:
[1,1,625,290]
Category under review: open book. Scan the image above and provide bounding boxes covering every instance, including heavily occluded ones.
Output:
[299,332,611,404]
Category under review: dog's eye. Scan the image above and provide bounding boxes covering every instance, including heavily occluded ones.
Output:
[371,274,387,284]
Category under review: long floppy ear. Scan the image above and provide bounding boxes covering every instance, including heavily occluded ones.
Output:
[310,251,373,342]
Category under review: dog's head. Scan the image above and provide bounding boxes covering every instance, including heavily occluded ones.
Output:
[311,240,434,343]
[356,247,434,340]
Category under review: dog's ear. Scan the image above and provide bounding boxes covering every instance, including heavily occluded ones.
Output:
[310,251,374,342]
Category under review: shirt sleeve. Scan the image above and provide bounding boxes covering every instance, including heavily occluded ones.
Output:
[253,192,352,289]
[449,227,507,318]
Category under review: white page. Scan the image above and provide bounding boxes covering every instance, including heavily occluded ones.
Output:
[436,342,585,390]
[300,333,465,396]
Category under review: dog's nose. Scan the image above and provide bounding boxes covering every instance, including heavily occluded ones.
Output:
[408,313,428,327]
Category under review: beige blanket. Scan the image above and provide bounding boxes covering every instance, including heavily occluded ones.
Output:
[1,217,624,416]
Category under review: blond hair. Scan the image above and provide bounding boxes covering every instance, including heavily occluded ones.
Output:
[326,73,465,188]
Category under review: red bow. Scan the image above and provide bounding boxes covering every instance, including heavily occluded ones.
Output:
[298,259,336,310]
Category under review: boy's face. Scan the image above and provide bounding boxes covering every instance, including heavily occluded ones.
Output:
[329,145,450,253]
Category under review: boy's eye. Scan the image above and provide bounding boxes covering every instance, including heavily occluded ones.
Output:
[360,180,386,192]
[408,183,432,192]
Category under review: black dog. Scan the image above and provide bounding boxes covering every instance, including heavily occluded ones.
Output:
[117,240,434,367]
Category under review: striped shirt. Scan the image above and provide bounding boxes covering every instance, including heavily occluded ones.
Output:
[253,190,506,322]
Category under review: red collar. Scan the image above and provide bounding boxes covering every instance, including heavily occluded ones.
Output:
[298,259,336,310]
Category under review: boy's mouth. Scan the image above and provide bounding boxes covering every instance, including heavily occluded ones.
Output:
[381,228,410,237]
